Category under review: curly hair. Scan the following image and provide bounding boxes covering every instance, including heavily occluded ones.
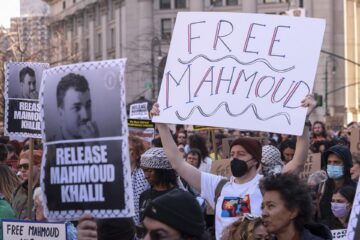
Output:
[260,173,313,232]
[188,134,209,162]
[221,216,264,240]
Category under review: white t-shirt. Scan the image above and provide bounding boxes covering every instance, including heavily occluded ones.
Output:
[201,172,263,240]
[199,156,213,173]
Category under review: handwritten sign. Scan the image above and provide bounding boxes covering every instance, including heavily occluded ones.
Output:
[350,128,360,154]
[153,12,325,135]
[4,62,49,138]
[2,220,67,240]
[299,153,321,180]
[325,116,343,132]
[210,159,231,177]
[331,229,346,240]
[40,59,134,220]
[129,102,149,119]
[347,178,360,239]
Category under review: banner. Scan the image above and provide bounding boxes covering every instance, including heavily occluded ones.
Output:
[152,12,325,135]
[299,153,321,180]
[2,220,67,240]
[40,59,134,220]
[4,62,49,138]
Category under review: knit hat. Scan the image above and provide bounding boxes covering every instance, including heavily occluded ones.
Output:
[261,145,283,177]
[230,138,262,163]
[140,147,172,169]
[143,188,205,237]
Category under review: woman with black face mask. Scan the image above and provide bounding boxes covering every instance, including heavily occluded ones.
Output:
[150,95,316,240]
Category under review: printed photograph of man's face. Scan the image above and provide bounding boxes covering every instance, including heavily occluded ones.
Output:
[55,73,99,140]
[19,66,38,99]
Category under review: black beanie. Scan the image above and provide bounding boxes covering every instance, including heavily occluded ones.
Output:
[143,188,205,237]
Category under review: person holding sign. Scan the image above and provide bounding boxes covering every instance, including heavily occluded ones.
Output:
[18,66,38,99]
[51,73,99,141]
[150,95,316,240]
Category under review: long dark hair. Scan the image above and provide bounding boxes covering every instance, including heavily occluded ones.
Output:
[188,134,209,162]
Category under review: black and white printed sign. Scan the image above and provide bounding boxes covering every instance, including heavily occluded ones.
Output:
[331,229,346,240]
[4,62,49,138]
[40,59,133,220]
[347,179,360,239]
[2,220,67,240]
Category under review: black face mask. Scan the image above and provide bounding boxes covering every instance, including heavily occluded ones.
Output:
[230,158,251,177]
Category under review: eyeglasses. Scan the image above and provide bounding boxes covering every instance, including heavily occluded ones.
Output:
[17,163,29,170]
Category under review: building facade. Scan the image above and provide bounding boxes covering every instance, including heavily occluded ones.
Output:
[43,0,358,124]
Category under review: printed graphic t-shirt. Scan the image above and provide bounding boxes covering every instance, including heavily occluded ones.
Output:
[201,172,263,240]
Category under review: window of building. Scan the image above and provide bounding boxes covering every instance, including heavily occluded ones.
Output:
[110,28,115,49]
[63,1,66,9]
[210,0,223,6]
[226,0,238,5]
[84,38,90,59]
[161,18,172,39]
[258,0,288,3]
[108,0,114,20]
[175,0,186,8]
[97,33,102,55]
[160,0,171,9]
[73,0,76,3]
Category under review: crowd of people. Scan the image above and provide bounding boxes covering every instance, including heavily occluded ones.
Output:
[1,95,360,240]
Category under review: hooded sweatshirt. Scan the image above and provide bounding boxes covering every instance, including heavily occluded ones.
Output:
[319,145,356,225]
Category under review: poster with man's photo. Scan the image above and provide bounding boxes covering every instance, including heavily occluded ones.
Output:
[4,62,49,138]
[40,59,134,221]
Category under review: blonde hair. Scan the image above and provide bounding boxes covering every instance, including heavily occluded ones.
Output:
[0,164,20,201]
[221,216,263,240]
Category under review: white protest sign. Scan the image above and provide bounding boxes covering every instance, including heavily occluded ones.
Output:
[331,229,346,240]
[129,102,150,119]
[2,220,67,240]
[347,179,360,239]
[153,12,325,135]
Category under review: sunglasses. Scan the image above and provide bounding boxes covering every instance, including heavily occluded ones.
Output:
[17,163,29,170]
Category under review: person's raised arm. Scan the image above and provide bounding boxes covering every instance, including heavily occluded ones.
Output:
[151,104,202,192]
[282,95,316,174]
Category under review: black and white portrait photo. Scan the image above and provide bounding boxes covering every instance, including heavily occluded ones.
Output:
[4,62,49,138]
[40,59,134,221]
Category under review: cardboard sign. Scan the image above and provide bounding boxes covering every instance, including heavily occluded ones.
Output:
[210,159,231,177]
[331,229,346,240]
[129,102,149,119]
[299,153,321,180]
[325,116,343,132]
[40,59,134,220]
[4,62,49,138]
[347,179,360,239]
[350,128,360,154]
[153,12,325,135]
[2,220,67,240]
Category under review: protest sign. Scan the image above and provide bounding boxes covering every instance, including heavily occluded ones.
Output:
[40,59,134,220]
[129,102,150,119]
[152,12,325,135]
[4,62,49,138]
[210,158,231,177]
[325,116,343,132]
[2,219,67,240]
[331,229,346,240]
[347,178,360,239]
[299,153,321,180]
[128,119,155,148]
[193,125,223,131]
[350,128,360,154]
